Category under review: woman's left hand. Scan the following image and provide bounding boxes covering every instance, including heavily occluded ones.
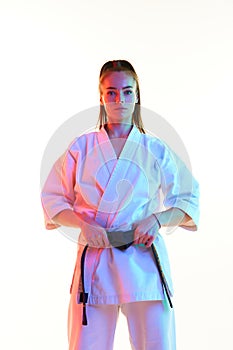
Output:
[133,215,160,247]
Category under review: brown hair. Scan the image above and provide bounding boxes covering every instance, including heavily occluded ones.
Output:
[97,60,145,134]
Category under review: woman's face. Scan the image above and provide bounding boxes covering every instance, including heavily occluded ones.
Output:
[100,71,138,124]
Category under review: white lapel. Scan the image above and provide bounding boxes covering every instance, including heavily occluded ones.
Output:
[95,125,142,228]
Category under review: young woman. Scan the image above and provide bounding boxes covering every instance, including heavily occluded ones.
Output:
[41,60,199,350]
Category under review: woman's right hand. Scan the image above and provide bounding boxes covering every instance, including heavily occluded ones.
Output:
[52,209,110,248]
[80,221,110,248]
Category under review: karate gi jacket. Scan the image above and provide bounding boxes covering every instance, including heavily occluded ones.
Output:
[41,125,199,305]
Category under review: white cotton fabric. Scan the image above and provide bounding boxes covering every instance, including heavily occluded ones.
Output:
[67,299,176,350]
[41,125,199,304]
[89,243,164,304]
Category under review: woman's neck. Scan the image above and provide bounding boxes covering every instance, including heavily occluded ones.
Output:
[105,123,133,139]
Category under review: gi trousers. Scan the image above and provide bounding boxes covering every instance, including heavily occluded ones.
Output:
[68,296,176,350]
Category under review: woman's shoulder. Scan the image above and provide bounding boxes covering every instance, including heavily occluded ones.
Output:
[68,129,99,150]
[140,132,168,153]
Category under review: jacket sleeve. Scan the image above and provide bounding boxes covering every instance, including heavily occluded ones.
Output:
[156,140,200,231]
[41,140,79,230]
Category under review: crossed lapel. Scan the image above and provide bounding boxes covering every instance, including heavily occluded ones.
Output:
[95,125,141,228]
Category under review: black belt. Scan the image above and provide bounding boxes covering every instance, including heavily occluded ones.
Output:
[151,244,173,308]
[79,231,173,326]
[107,229,135,250]
[80,244,88,325]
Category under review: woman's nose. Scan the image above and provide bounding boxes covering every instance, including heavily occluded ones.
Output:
[116,91,124,103]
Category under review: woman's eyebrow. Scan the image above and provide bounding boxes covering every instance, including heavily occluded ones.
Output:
[106,86,134,90]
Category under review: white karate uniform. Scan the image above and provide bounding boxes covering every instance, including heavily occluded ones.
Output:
[41,125,199,349]
[67,299,176,350]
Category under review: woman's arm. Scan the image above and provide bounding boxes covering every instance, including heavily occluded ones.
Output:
[133,208,191,247]
[156,207,191,227]
[52,209,110,247]
[52,209,84,228]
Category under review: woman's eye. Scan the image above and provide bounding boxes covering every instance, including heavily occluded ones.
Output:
[124,90,133,95]
[107,91,115,96]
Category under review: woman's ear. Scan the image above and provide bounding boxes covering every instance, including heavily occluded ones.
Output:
[100,96,104,105]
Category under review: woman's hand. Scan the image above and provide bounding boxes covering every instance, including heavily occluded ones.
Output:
[133,214,160,247]
[81,221,110,248]
[52,209,110,248]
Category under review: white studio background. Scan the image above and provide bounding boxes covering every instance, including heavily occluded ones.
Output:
[0,1,232,349]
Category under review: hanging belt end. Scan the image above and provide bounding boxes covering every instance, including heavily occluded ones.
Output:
[82,304,88,326]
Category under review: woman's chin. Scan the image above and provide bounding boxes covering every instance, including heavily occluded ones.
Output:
[106,113,133,124]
